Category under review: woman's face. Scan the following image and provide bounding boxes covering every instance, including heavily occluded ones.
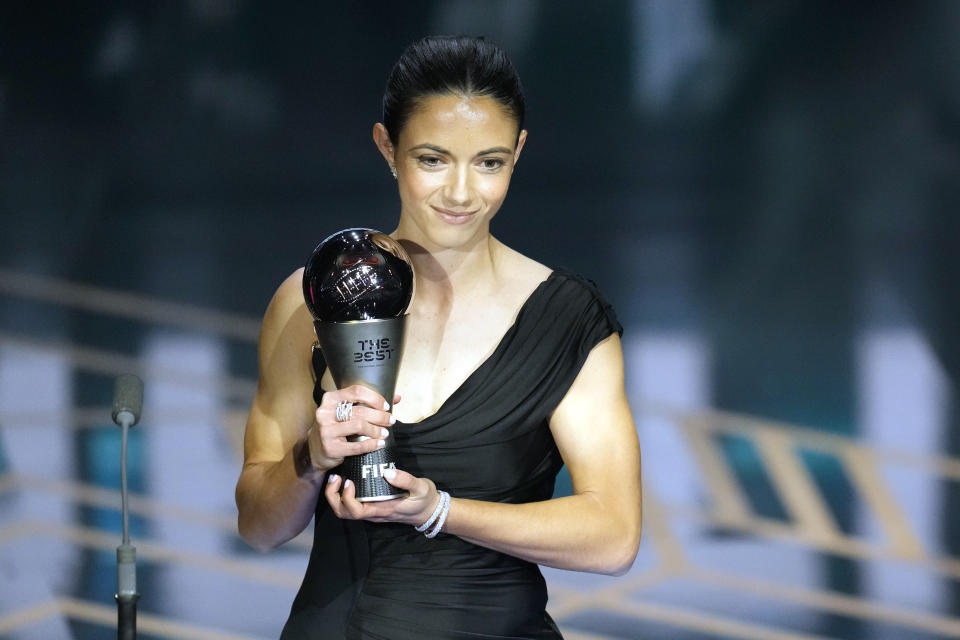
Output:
[375,94,526,250]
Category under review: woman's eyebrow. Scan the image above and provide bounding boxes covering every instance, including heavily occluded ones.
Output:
[476,147,513,156]
[406,144,514,156]
[408,143,447,154]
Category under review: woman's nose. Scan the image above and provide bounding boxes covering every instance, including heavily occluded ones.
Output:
[443,166,473,206]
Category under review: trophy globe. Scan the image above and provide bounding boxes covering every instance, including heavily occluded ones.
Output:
[303,228,414,322]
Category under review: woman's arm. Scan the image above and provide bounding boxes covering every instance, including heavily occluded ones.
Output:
[235,270,394,551]
[445,333,641,574]
[326,333,642,575]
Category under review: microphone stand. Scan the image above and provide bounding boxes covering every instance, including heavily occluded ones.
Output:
[112,375,143,640]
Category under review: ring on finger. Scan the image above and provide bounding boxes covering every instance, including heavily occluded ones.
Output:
[335,401,353,423]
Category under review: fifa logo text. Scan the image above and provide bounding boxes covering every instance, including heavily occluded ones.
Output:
[362,462,396,479]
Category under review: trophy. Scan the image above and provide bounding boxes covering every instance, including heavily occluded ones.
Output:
[302,228,414,501]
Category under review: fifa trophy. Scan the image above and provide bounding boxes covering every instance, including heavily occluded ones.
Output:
[302,228,414,501]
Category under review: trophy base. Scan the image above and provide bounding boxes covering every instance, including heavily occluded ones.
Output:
[340,444,406,502]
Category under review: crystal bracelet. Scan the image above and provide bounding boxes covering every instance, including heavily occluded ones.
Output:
[415,490,449,532]
[425,491,451,539]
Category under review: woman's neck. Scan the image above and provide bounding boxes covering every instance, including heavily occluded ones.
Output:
[392,222,502,300]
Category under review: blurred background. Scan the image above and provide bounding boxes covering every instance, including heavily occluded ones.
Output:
[1,1,958,638]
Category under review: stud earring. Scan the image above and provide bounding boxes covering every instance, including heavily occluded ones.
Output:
[390,165,397,180]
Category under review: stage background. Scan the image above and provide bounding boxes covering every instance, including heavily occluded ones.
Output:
[1,1,958,638]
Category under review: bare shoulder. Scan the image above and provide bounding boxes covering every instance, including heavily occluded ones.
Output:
[264,268,308,329]
[493,241,553,299]
[257,268,315,387]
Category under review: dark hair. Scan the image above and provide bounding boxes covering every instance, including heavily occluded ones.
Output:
[382,35,525,145]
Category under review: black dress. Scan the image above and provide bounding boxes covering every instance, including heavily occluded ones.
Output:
[280,269,622,640]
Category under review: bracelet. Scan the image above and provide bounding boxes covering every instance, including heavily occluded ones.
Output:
[415,490,449,532]
[425,491,451,539]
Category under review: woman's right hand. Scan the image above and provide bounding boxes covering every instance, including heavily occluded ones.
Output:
[306,385,397,473]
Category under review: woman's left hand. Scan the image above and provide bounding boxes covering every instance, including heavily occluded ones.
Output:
[324,468,440,527]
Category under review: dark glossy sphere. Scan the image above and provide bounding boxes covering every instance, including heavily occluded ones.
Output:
[302,228,414,322]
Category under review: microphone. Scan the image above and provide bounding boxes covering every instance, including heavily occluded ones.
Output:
[111,374,143,639]
[112,374,143,428]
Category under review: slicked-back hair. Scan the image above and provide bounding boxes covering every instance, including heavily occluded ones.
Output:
[382,35,525,145]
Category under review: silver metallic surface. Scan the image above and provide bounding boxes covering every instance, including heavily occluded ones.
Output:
[316,316,407,501]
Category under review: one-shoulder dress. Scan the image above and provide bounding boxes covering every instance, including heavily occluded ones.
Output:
[279,269,622,640]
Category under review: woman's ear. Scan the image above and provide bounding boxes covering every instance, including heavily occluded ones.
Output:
[372,123,396,167]
[513,129,528,166]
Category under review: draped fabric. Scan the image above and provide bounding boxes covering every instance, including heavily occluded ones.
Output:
[280,269,622,639]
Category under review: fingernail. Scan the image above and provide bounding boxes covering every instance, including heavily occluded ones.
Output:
[377,439,386,448]
[344,479,352,488]
[382,468,396,481]
[380,427,389,438]
[389,415,396,425]
[383,401,390,410]
[327,474,339,484]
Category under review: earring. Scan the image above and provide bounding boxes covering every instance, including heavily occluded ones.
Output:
[390,165,397,180]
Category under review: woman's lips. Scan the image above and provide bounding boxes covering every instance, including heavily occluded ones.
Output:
[432,206,478,225]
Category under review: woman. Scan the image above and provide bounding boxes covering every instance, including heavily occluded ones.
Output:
[235,36,642,639]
